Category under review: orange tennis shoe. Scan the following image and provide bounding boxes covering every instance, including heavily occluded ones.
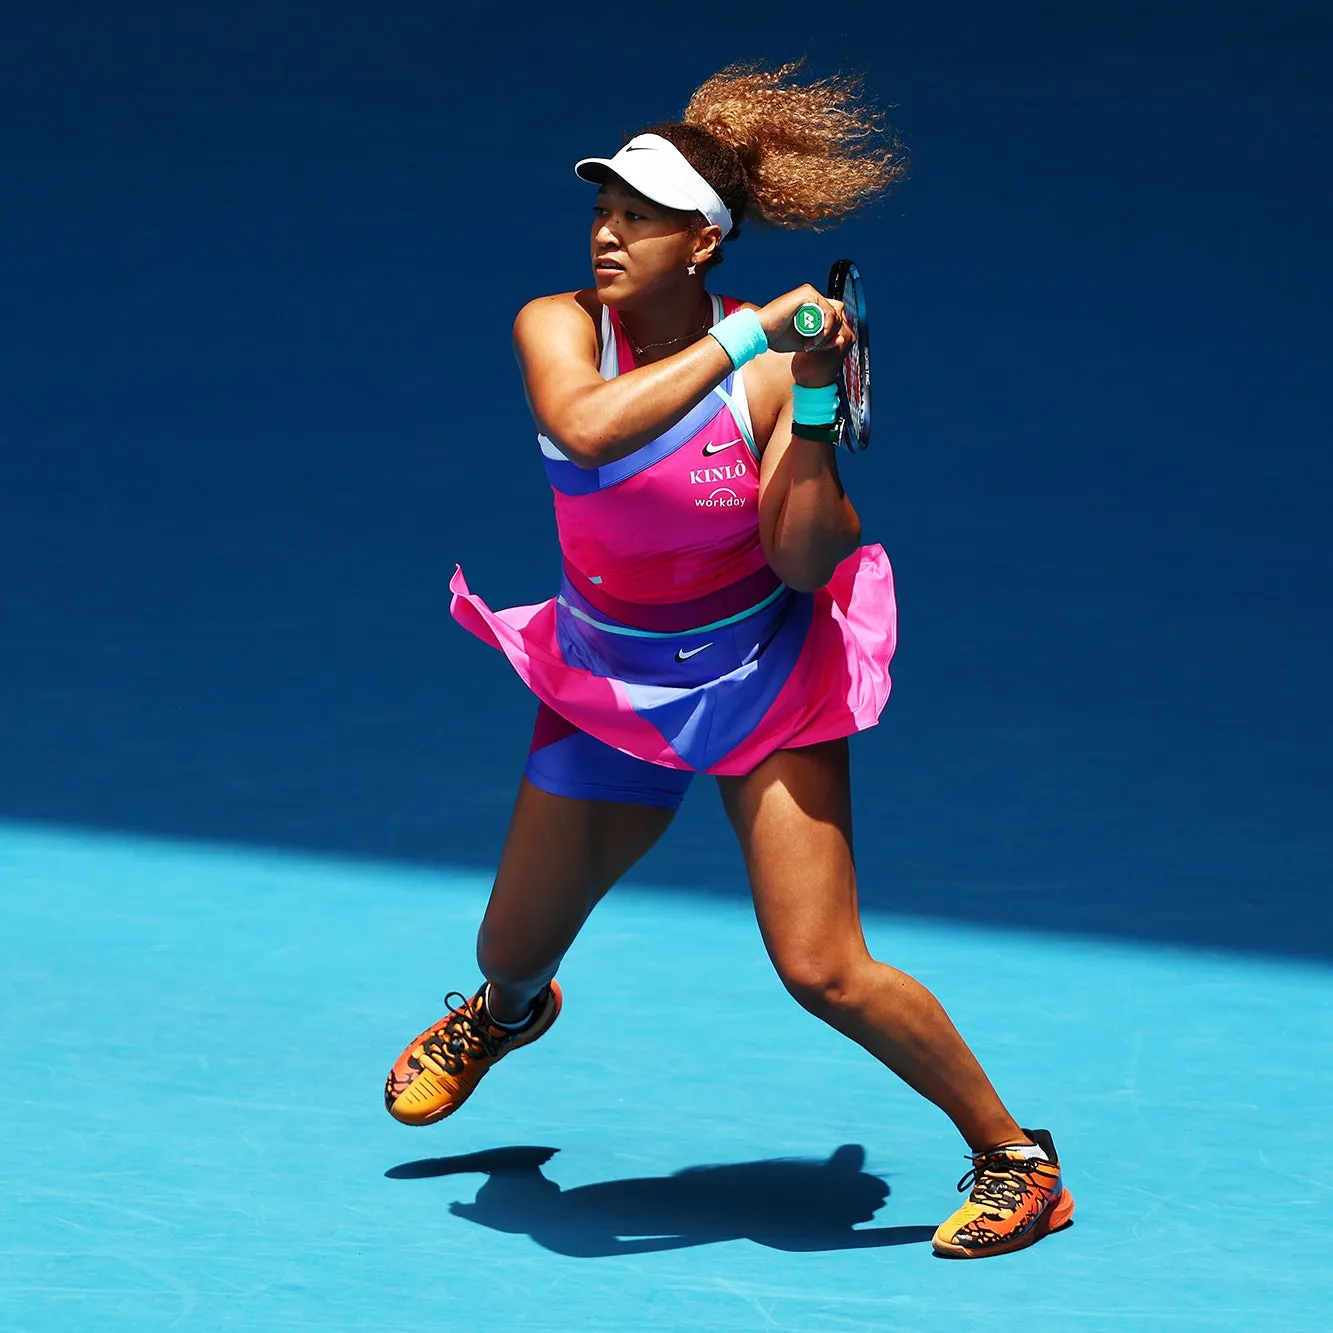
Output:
[932,1127,1075,1258]
[384,982,562,1126]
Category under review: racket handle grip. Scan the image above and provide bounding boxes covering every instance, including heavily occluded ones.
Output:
[793,303,826,338]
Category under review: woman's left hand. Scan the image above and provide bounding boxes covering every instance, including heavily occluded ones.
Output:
[791,299,854,388]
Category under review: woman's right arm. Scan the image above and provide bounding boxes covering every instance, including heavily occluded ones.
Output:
[513,293,732,468]
[513,287,834,470]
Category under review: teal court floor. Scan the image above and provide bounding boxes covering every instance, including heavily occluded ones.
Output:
[4,820,1330,1331]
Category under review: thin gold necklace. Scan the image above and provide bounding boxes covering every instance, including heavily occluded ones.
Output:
[622,311,711,359]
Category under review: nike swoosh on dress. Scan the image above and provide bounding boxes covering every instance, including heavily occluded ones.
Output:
[674,642,713,661]
[701,438,743,457]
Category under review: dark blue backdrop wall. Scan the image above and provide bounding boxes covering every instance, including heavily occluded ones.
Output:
[3,2,1330,958]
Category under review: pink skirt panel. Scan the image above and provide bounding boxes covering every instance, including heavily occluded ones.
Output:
[448,543,896,776]
[710,545,896,774]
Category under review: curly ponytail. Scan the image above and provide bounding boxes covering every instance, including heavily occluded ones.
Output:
[640,60,907,247]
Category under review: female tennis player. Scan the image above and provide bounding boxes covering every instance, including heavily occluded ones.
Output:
[385,62,1073,1259]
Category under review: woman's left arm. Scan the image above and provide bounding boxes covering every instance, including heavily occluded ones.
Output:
[751,334,862,593]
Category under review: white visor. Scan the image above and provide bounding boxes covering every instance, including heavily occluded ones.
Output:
[575,133,734,235]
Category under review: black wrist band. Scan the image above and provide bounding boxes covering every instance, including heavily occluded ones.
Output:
[791,420,842,445]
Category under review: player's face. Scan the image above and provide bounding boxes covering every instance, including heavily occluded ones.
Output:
[589,177,704,305]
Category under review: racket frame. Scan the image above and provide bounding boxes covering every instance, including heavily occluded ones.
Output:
[827,259,871,452]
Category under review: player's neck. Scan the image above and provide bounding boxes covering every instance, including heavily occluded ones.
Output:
[618,285,712,363]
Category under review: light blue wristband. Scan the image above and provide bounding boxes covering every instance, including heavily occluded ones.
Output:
[708,309,769,369]
[791,382,840,426]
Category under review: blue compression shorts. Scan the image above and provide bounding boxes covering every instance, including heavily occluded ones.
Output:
[525,703,694,811]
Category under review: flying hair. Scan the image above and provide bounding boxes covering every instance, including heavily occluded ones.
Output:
[664,60,908,235]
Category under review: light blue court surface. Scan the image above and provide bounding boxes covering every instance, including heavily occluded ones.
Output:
[4,821,1330,1332]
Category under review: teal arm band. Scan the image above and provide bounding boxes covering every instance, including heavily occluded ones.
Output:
[791,382,840,426]
[708,309,768,369]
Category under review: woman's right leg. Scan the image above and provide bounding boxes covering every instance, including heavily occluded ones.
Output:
[385,752,678,1125]
[479,776,676,1022]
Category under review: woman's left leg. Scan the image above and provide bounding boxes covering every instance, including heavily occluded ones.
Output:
[716,737,1023,1153]
[718,737,1075,1257]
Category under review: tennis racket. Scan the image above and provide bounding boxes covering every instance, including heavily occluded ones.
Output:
[827,259,871,452]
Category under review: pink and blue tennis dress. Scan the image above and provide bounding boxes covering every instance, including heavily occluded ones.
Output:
[449,294,898,809]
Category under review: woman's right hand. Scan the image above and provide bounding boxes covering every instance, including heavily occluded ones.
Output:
[756,284,846,354]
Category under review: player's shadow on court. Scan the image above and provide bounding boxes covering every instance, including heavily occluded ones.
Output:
[386,1143,935,1256]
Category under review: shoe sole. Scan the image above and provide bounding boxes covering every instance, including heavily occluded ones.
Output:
[932,1187,1076,1259]
[388,983,563,1127]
